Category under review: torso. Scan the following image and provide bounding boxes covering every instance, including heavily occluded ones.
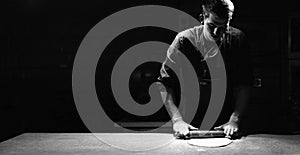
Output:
[174,25,247,128]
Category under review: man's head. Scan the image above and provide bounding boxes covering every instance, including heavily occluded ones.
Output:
[202,0,234,41]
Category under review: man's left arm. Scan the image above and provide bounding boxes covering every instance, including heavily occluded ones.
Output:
[230,85,251,131]
[214,85,251,137]
[215,30,252,137]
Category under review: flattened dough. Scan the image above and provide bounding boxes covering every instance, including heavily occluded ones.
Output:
[187,138,233,148]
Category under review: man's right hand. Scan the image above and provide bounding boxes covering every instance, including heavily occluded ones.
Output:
[173,119,198,138]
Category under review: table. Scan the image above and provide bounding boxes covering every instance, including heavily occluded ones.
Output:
[1,133,300,154]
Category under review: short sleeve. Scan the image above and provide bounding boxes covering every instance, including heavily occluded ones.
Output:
[158,34,183,89]
[234,31,253,87]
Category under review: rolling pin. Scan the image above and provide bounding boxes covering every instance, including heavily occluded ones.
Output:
[174,130,241,139]
[188,130,226,138]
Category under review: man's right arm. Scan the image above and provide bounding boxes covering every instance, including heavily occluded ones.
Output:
[158,37,197,136]
[157,82,197,137]
[158,84,182,123]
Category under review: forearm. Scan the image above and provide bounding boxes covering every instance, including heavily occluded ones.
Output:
[158,83,183,123]
[231,85,251,122]
[165,93,183,123]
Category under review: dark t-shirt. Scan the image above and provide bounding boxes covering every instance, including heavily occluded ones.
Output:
[159,25,252,128]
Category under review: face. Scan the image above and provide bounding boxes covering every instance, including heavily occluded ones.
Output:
[204,13,228,41]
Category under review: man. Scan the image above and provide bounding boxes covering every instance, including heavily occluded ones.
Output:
[158,0,252,138]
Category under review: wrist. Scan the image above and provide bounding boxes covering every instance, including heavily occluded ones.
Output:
[172,116,183,124]
[229,114,240,123]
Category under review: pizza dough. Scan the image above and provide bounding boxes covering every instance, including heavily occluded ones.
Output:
[187,138,233,148]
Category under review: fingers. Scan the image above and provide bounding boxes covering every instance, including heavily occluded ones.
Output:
[188,125,198,130]
[224,126,238,138]
[174,130,189,138]
[174,127,189,138]
[224,127,232,138]
[230,128,234,136]
[228,127,238,135]
[182,127,190,136]
[224,127,229,136]
[234,128,238,132]
[214,125,223,130]
[174,132,180,138]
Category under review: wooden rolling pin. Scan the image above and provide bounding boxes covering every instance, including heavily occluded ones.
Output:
[188,130,226,138]
[174,130,242,139]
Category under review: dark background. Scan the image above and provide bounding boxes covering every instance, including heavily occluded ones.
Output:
[2,0,300,142]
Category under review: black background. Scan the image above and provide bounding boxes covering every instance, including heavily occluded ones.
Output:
[1,0,300,141]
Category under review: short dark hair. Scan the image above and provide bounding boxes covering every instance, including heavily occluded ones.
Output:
[202,0,234,20]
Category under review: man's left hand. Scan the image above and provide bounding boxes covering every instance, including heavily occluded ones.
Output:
[214,121,238,138]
